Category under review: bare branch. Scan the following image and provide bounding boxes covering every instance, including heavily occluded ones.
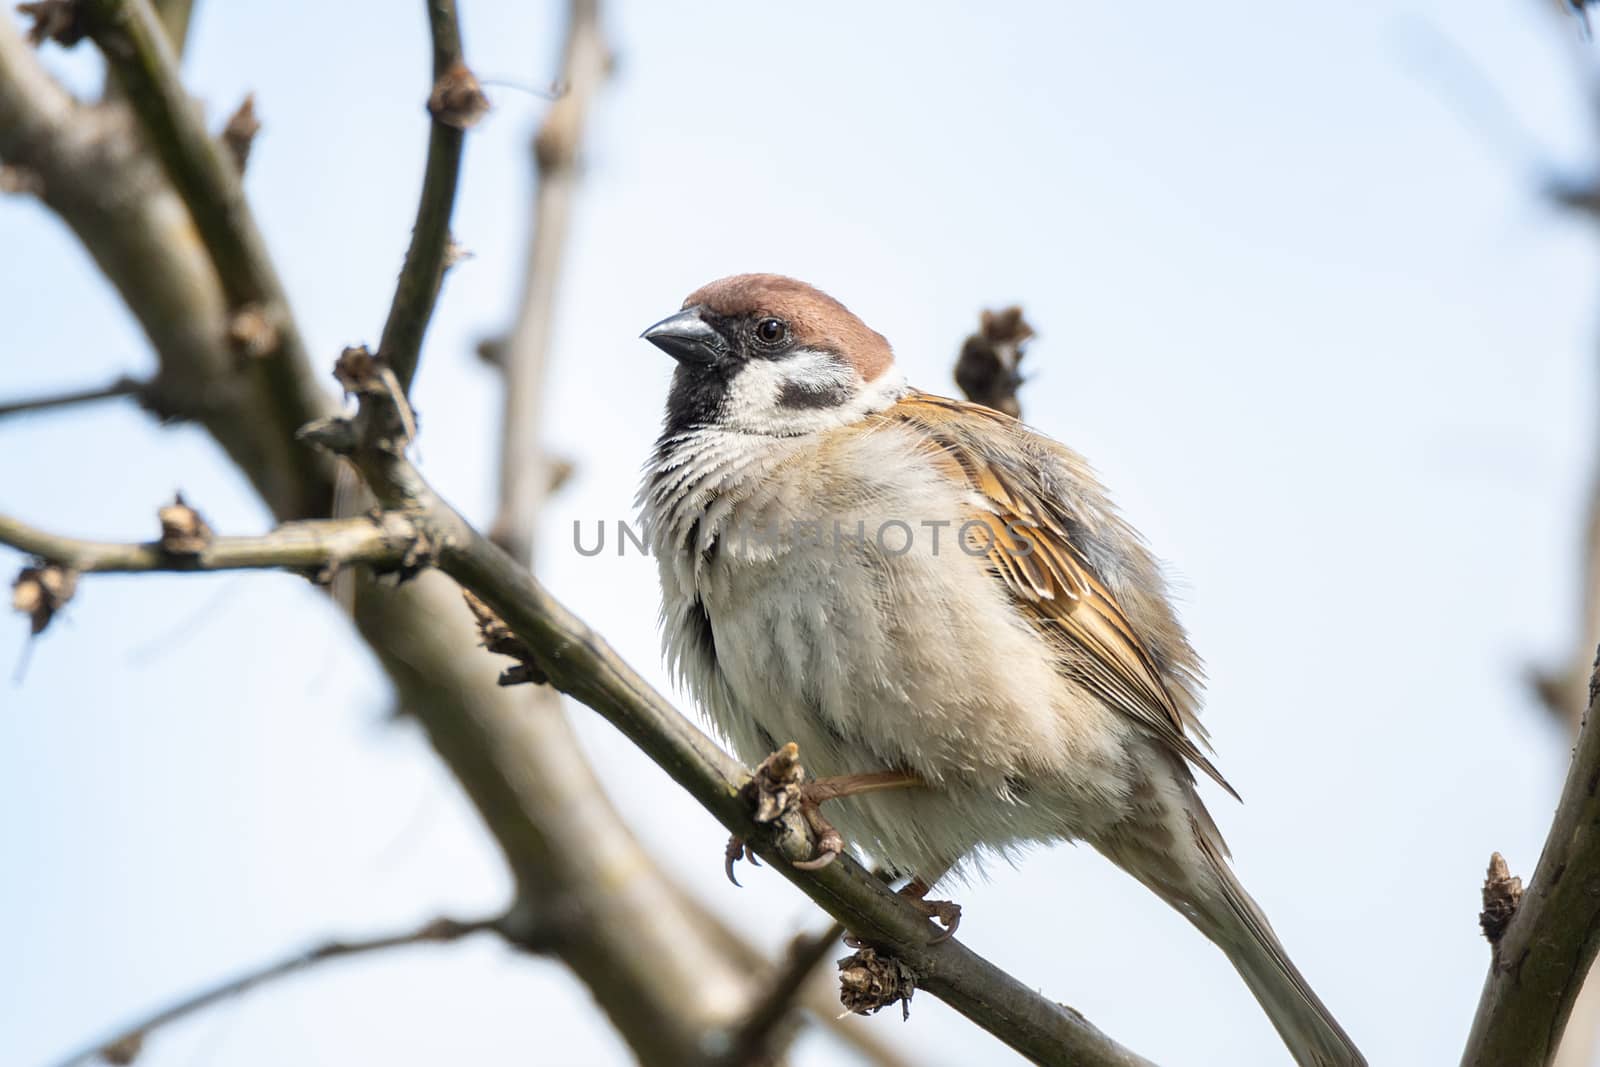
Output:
[1463,651,1600,1065]
[714,923,847,1067]
[0,510,419,576]
[378,0,487,393]
[490,0,608,565]
[74,0,330,504]
[0,375,149,419]
[44,913,513,1067]
[0,16,337,520]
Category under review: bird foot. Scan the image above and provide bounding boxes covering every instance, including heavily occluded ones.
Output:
[901,890,963,942]
[730,744,923,881]
[729,742,845,876]
[895,874,963,942]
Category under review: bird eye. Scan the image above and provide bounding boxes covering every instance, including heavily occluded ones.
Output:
[754,317,787,345]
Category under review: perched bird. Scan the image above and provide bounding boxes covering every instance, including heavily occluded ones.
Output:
[638,274,1364,1067]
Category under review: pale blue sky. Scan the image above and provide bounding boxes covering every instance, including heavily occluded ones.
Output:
[3,2,1598,1064]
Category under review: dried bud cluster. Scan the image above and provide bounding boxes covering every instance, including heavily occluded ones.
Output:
[428,62,489,130]
[157,494,213,556]
[954,305,1034,418]
[1479,852,1523,946]
[837,946,917,1019]
[12,563,76,635]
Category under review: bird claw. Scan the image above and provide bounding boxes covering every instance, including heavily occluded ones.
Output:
[724,833,761,886]
[734,742,846,872]
[792,799,844,869]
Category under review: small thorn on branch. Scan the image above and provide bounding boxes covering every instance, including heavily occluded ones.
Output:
[461,589,547,686]
[837,946,917,1020]
[1480,851,1524,946]
[954,306,1034,418]
[427,60,489,130]
[12,562,77,635]
[18,0,85,47]
[156,493,213,556]
[220,93,261,174]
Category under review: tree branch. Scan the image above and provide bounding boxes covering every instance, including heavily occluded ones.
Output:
[0,511,418,575]
[1462,650,1600,1065]
[0,374,149,419]
[714,922,846,1067]
[0,15,336,520]
[378,0,486,393]
[74,0,330,505]
[489,0,607,565]
[44,913,514,1067]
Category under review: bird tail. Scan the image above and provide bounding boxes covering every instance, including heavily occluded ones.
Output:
[1178,831,1365,1067]
[1100,804,1365,1067]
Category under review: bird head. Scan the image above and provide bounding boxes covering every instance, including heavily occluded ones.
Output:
[642,274,904,437]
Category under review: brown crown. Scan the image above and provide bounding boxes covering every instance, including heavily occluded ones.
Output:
[684,274,895,381]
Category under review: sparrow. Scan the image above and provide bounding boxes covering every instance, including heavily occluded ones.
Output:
[638,274,1364,1067]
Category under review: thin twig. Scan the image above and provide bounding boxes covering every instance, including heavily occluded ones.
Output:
[0,511,419,575]
[0,375,148,419]
[1462,650,1600,1065]
[715,923,846,1067]
[44,914,509,1067]
[378,0,487,393]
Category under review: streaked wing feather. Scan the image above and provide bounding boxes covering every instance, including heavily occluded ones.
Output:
[885,391,1237,800]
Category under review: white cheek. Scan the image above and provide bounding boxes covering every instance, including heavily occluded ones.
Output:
[721,349,905,435]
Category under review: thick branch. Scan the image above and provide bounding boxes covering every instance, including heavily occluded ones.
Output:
[45,913,511,1067]
[1463,652,1600,1065]
[378,0,486,392]
[0,511,418,574]
[0,16,335,520]
[75,0,330,503]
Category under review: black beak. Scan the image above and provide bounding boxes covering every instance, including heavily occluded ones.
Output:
[641,307,727,366]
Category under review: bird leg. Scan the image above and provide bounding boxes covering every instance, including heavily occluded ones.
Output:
[725,742,920,882]
[791,770,921,870]
[899,873,962,942]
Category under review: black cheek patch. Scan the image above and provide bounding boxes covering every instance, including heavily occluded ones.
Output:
[777,375,854,410]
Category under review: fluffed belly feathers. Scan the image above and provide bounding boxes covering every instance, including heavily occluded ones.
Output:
[648,426,1152,879]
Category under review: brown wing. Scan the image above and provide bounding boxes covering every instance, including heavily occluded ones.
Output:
[881,391,1237,800]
